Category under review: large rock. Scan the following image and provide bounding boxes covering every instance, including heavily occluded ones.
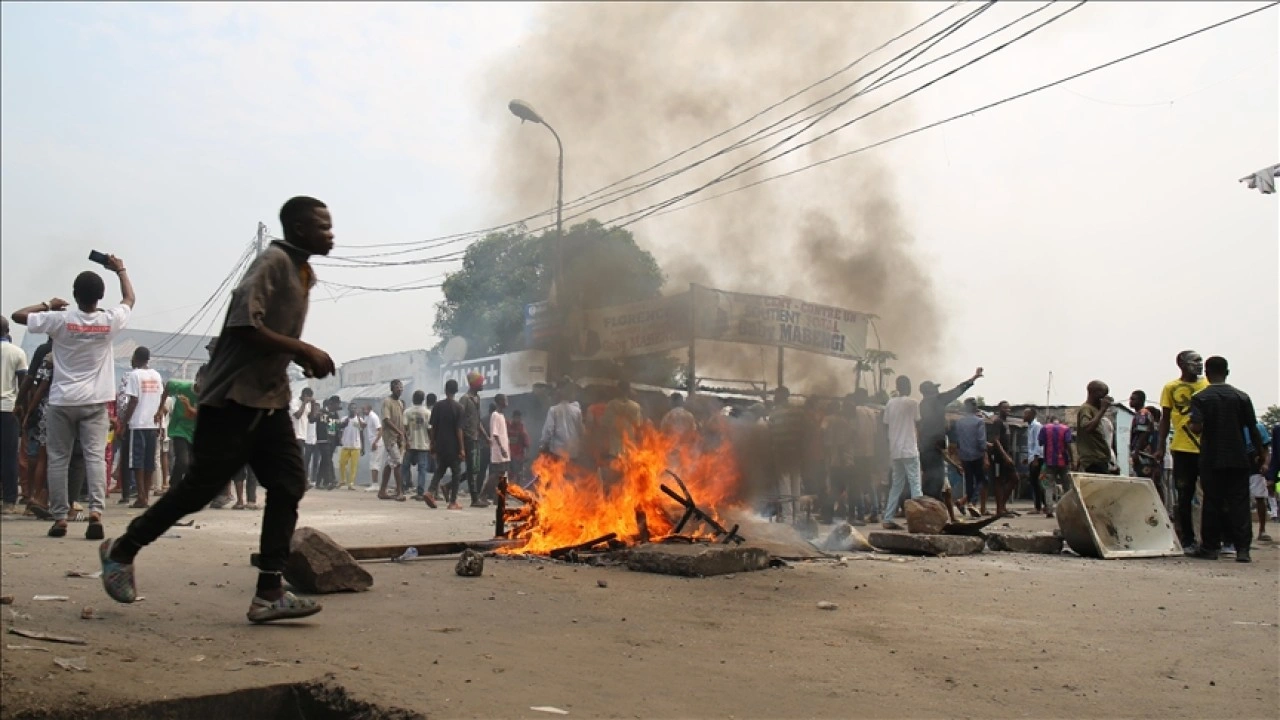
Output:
[284,527,373,594]
[868,532,984,557]
[626,543,771,577]
[905,497,950,534]
[986,532,1065,555]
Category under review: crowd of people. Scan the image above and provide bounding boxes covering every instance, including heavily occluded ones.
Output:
[0,196,1274,627]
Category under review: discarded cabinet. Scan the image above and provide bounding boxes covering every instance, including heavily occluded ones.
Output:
[1055,473,1180,559]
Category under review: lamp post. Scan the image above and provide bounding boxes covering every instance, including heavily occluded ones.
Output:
[508,99,564,304]
[509,99,567,377]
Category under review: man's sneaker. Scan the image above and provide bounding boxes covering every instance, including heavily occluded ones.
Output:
[247,591,322,623]
[1235,551,1251,563]
[0,503,19,515]
[1221,544,1237,556]
[1182,544,1199,555]
[98,539,137,603]
[1186,547,1220,560]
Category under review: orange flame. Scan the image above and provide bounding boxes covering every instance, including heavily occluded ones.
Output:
[500,422,742,555]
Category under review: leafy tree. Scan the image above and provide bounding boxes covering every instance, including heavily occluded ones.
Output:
[433,219,678,385]
[1261,404,1280,428]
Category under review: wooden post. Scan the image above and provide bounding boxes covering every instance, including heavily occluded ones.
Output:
[687,283,697,395]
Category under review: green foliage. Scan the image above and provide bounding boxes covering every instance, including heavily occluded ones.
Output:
[433,220,676,384]
[1261,404,1280,428]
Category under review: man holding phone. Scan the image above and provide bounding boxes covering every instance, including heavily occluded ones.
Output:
[98,196,337,624]
[10,254,135,539]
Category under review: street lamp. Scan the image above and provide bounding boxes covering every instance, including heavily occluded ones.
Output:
[508,99,564,304]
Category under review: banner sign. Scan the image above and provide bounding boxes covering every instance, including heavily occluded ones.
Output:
[523,301,557,347]
[691,286,868,361]
[443,357,501,392]
[568,293,690,361]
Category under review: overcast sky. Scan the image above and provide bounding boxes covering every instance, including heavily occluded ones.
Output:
[2,2,1276,409]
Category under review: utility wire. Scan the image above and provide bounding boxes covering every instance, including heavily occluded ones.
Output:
[608,1,1089,229]
[151,238,257,354]
[640,0,1280,221]
[329,1,976,255]
[329,1,1002,265]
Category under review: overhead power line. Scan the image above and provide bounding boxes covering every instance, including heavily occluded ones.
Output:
[638,0,1280,221]
[607,1,1089,229]
[327,1,981,256]
[327,0,1012,268]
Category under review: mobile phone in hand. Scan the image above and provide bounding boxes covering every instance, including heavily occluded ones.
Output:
[88,251,111,267]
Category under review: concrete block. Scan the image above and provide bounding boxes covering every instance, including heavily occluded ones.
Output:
[867,531,984,557]
[985,532,1064,555]
[626,543,771,577]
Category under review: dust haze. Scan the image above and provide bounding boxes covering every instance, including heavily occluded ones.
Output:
[484,3,944,395]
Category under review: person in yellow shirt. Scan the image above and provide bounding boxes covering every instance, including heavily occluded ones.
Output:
[1156,350,1209,552]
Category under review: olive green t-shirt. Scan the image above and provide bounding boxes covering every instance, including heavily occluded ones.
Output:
[1075,403,1111,467]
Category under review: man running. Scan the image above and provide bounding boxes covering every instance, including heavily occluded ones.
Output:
[98,196,336,623]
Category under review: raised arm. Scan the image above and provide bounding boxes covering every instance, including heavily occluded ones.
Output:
[103,256,135,309]
[12,297,69,326]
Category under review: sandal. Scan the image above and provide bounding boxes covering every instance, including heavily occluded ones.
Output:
[246,591,322,624]
[232,503,247,511]
[47,521,68,538]
[27,504,53,521]
[1259,533,1272,542]
[98,539,137,603]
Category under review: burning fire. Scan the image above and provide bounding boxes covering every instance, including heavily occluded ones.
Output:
[499,423,742,555]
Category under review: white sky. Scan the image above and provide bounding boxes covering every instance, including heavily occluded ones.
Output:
[2,2,1276,409]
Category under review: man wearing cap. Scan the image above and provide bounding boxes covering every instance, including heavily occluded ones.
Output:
[460,372,490,508]
[917,368,983,519]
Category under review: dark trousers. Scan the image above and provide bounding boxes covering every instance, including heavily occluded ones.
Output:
[1172,451,1200,547]
[463,437,480,502]
[431,454,464,504]
[171,437,193,490]
[121,403,306,575]
[1028,458,1045,510]
[1200,467,1251,553]
[920,448,947,502]
[1,412,18,505]
[961,459,986,500]
[822,465,854,522]
[315,442,335,488]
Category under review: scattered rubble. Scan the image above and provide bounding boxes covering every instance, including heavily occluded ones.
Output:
[819,523,873,552]
[7,628,87,645]
[455,550,485,577]
[284,527,373,594]
[816,601,838,610]
[53,656,88,672]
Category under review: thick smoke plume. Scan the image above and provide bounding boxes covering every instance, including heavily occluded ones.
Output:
[483,3,943,395]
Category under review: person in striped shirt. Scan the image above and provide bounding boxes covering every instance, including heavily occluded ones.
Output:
[1038,416,1074,518]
